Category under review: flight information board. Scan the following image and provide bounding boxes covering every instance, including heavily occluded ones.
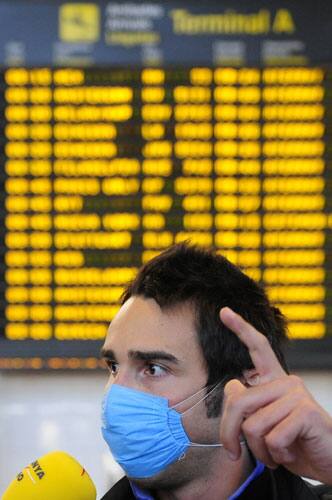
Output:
[0,0,332,369]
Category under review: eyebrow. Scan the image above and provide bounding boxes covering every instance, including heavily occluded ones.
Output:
[129,350,179,364]
[100,348,179,365]
[100,348,117,360]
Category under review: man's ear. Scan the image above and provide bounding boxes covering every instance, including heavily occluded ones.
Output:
[241,369,260,387]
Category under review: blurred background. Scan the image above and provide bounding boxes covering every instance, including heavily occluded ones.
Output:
[0,0,332,497]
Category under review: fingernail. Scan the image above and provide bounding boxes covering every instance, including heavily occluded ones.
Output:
[227,451,238,461]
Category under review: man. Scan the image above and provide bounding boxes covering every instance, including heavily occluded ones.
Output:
[100,243,332,499]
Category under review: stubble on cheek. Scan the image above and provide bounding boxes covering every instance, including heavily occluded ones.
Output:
[130,446,220,493]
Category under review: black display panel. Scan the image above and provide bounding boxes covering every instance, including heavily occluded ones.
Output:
[0,1,332,369]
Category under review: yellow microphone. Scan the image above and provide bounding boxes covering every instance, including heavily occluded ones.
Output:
[2,451,97,500]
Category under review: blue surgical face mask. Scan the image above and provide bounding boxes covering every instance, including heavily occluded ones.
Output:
[101,382,226,479]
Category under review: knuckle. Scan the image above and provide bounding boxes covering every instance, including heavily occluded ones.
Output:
[286,389,303,406]
[299,400,320,422]
[288,374,304,389]
[242,419,259,439]
[265,433,282,452]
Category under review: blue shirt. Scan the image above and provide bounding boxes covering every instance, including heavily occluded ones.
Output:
[129,460,265,500]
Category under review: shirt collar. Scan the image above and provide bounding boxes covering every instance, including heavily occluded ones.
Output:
[228,459,265,499]
[129,460,265,500]
[129,481,154,500]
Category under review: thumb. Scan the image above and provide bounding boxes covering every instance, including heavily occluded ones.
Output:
[220,379,247,460]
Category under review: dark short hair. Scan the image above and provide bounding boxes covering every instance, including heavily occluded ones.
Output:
[121,243,288,416]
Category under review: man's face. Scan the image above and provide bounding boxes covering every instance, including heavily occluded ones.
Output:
[101,295,224,486]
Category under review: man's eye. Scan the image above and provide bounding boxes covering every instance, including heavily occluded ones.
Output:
[145,363,166,377]
[106,360,118,375]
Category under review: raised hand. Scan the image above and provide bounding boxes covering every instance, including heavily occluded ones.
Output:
[219,307,332,485]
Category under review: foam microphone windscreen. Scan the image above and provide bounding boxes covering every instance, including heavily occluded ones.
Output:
[2,450,97,499]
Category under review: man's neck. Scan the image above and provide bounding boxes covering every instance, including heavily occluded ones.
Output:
[155,448,255,500]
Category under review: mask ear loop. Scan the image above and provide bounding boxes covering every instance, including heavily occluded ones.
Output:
[172,379,246,449]
[170,380,223,416]
[179,380,223,417]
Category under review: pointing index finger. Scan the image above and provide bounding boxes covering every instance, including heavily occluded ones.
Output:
[220,307,286,382]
